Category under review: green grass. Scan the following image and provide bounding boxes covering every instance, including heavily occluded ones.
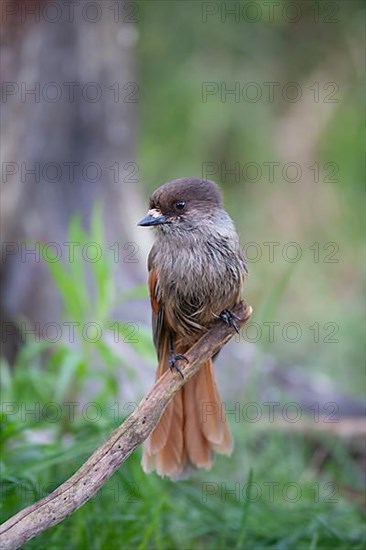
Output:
[1,400,364,549]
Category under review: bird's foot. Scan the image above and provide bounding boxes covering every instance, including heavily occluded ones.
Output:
[219,308,240,334]
[168,353,188,378]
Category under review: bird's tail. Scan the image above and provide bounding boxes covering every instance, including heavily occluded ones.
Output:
[142,339,233,479]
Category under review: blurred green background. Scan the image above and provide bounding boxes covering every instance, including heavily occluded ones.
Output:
[1,1,365,549]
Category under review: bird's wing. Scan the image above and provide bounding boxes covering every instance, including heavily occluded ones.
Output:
[148,246,166,358]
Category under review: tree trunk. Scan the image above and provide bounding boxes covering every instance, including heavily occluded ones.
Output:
[1,0,146,362]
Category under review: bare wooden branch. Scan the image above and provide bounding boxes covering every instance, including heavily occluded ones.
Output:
[0,302,252,550]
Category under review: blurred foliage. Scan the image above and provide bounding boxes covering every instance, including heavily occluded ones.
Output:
[1,371,365,549]
[1,1,365,548]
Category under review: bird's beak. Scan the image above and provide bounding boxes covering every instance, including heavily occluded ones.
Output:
[137,208,169,227]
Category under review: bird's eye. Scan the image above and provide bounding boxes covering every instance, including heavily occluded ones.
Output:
[175,200,186,210]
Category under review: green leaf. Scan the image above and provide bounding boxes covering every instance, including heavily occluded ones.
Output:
[90,203,113,322]
[53,350,83,403]
[47,260,83,323]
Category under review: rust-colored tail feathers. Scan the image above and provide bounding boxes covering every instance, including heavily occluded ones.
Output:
[142,339,233,479]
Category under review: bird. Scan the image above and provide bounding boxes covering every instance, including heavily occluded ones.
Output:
[138,177,247,479]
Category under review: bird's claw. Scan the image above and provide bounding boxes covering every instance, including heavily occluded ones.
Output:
[168,354,188,378]
[219,309,240,334]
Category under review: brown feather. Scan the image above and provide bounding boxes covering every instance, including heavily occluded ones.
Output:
[148,268,159,314]
[195,360,226,445]
[143,334,173,455]
[155,390,185,477]
[183,375,212,469]
[212,420,233,455]
[147,401,173,455]
[141,446,155,473]
[143,354,233,475]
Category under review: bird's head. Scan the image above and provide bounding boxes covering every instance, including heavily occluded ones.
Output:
[138,177,224,235]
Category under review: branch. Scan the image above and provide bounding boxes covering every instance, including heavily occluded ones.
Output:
[0,302,253,550]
